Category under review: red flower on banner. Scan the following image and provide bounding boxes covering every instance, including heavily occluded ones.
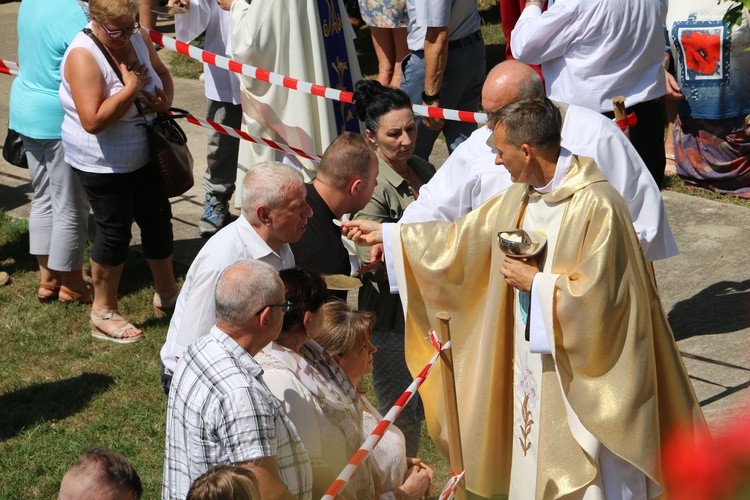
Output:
[681,30,721,75]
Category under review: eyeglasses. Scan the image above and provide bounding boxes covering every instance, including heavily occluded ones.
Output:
[98,20,140,39]
[254,300,294,316]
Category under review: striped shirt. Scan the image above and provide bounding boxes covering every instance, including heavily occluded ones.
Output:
[163,327,312,500]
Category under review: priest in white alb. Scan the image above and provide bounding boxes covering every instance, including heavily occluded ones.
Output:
[341,99,706,499]
[229,0,361,188]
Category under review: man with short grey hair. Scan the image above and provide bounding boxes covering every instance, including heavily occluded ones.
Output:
[164,260,312,500]
[160,162,312,393]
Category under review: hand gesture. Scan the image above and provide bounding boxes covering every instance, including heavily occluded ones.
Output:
[121,61,151,95]
[398,459,434,499]
[500,255,539,292]
[421,101,445,131]
[340,219,383,246]
[140,86,171,113]
[665,71,683,100]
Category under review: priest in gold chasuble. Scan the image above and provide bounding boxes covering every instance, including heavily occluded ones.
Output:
[343,99,706,499]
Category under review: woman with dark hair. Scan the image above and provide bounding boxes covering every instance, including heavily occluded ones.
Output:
[255,267,378,498]
[352,79,435,456]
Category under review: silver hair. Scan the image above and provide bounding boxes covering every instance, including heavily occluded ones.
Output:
[214,260,282,327]
[516,71,545,101]
[241,162,304,221]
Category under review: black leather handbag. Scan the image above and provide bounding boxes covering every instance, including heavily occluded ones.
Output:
[2,127,28,168]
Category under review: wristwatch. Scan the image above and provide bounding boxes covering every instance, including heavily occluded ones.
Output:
[421,90,440,104]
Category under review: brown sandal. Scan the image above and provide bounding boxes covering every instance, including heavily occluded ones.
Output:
[90,311,144,344]
[59,284,94,304]
[37,283,60,302]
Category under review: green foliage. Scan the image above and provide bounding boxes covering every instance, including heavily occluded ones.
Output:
[723,0,750,31]
[664,175,750,207]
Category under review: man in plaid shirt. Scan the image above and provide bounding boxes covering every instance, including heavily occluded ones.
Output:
[163,260,312,499]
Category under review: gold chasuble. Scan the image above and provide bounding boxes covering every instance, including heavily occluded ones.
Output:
[394,156,705,498]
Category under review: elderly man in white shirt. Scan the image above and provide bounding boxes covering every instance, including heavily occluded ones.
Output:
[399,61,677,264]
[510,0,670,187]
[160,162,312,394]
[170,0,244,237]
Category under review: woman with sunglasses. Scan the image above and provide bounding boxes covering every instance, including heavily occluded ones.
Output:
[59,0,178,343]
[255,268,380,498]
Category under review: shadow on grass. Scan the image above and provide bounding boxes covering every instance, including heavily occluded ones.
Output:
[0,178,31,213]
[0,372,114,441]
[0,215,36,275]
[668,279,750,340]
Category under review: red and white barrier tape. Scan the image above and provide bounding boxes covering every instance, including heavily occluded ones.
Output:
[145,30,488,125]
[0,57,323,159]
[174,111,322,161]
[322,330,451,500]
[439,470,466,500]
[1,59,18,76]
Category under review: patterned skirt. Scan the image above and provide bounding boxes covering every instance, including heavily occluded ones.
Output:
[357,0,408,28]
[674,114,750,199]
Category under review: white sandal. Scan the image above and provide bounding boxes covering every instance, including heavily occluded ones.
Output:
[90,310,144,344]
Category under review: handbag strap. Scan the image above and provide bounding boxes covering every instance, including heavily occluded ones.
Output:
[83,28,187,131]
[83,27,148,118]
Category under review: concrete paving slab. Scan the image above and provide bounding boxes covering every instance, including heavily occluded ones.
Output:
[1,0,748,434]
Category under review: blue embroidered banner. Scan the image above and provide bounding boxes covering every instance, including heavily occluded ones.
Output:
[316,0,360,134]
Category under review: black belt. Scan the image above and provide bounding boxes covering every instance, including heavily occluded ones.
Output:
[448,30,482,50]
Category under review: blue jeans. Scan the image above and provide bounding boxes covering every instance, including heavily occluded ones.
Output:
[400,35,486,161]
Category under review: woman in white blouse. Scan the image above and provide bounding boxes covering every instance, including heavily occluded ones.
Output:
[315,300,434,500]
[256,267,377,499]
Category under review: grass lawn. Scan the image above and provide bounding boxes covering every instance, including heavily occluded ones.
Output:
[0,211,181,497]
[0,208,452,497]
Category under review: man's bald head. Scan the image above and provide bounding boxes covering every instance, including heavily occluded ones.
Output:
[482,60,546,117]
[58,449,142,500]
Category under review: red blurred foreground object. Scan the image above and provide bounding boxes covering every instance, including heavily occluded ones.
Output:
[663,413,750,499]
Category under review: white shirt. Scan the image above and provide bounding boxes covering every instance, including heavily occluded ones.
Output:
[174,0,241,104]
[60,27,161,173]
[510,0,668,112]
[399,103,678,262]
[160,215,294,373]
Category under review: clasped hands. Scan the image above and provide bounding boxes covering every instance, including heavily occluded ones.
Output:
[120,62,170,113]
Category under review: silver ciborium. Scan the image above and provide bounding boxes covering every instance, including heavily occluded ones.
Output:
[497,229,547,259]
